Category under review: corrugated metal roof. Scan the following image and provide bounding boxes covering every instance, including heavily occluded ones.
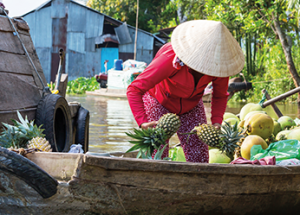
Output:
[22,0,165,45]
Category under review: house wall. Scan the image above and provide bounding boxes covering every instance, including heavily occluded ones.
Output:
[119,27,154,65]
[24,6,52,83]
[23,0,157,82]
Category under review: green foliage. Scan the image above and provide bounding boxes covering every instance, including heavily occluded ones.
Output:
[66,77,99,95]
[0,111,45,148]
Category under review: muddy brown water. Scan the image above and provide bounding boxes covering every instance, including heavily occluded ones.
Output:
[66,95,300,153]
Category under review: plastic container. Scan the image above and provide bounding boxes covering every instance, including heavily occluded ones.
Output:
[114,59,123,70]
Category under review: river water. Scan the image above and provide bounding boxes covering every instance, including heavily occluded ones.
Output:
[66,95,300,153]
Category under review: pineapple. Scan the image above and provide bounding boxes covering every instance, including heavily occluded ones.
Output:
[156,113,181,139]
[0,111,45,148]
[125,113,181,158]
[126,128,168,158]
[219,122,245,159]
[27,137,52,152]
[193,122,244,159]
[193,124,221,147]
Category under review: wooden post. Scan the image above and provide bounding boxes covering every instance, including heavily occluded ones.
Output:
[262,86,300,108]
[261,89,283,118]
[134,0,139,60]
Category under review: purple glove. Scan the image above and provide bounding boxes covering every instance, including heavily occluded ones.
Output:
[0,3,5,8]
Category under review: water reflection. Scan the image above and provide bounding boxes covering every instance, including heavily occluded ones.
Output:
[67,95,300,153]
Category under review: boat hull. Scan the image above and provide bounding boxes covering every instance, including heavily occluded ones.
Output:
[0,152,299,215]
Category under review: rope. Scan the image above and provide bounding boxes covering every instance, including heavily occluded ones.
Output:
[259,89,268,107]
[2,9,51,96]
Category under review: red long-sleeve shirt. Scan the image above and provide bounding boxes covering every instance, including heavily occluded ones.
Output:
[127,43,229,126]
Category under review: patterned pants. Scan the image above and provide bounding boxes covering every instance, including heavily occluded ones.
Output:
[142,92,208,163]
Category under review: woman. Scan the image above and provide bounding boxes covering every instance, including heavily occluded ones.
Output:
[127,20,245,163]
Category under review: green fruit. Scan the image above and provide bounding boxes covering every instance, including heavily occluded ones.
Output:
[278,116,296,130]
[244,111,267,125]
[272,119,281,136]
[241,135,268,160]
[223,112,239,121]
[275,130,292,141]
[287,129,300,141]
[239,103,264,121]
[209,149,231,163]
[244,113,274,139]
[222,117,239,126]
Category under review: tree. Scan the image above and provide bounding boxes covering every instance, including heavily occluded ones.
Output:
[86,0,176,32]
[205,0,300,105]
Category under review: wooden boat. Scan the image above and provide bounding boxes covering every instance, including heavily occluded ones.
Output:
[1,149,299,215]
[0,11,89,152]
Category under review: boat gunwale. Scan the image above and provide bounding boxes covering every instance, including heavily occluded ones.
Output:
[28,152,299,176]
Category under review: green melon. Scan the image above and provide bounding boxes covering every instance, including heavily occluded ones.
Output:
[272,119,282,136]
[287,128,300,141]
[223,112,239,121]
[209,149,231,164]
[222,117,240,126]
[278,116,296,130]
[239,103,264,121]
[275,130,292,141]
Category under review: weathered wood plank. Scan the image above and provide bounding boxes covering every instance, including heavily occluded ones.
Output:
[0,16,29,33]
[0,31,24,54]
[0,52,35,75]
[0,108,36,127]
[0,73,42,111]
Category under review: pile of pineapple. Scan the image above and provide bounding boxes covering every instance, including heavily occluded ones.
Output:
[0,111,52,153]
[125,113,244,161]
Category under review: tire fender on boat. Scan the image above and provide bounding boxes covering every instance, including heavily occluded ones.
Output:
[36,94,72,152]
[75,106,90,153]
[0,146,58,199]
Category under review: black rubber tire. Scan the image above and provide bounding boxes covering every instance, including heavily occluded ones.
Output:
[75,107,90,153]
[36,94,72,152]
[0,146,58,199]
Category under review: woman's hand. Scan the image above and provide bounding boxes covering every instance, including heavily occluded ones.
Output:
[213,123,221,130]
[140,121,158,129]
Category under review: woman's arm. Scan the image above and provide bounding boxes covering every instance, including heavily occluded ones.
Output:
[127,51,177,126]
[211,77,229,125]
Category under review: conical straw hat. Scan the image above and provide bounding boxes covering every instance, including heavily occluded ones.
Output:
[171,20,245,77]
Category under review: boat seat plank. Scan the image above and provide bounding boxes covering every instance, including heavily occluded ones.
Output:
[0,73,42,111]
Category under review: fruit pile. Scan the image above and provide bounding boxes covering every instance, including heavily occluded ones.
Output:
[220,102,300,162]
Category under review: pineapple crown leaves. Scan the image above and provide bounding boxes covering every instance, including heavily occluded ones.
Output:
[0,126,20,148]
[140,144,171,160]
[0,111,45,149]
[218,121,244,157]
[125,127,168,158]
